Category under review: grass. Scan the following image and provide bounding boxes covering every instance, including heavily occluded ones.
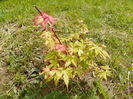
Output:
[0,0,133,99]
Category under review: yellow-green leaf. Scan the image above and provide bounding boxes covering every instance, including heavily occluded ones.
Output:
[78,49,83,56]
[63,71,69,88]
[65,61,71,67]
[54,71,63,86]
[56,71,63,80]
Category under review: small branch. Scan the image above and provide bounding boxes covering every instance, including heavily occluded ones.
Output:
[51,28,62,45]
[34,5,42,16]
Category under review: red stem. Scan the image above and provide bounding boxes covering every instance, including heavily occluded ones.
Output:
[34,6,43,16]
[51,28,62,45]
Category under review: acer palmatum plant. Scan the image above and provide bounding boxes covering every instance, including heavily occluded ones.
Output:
[33,6,111,88]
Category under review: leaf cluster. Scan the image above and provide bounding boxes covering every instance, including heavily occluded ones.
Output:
[40,24,111,87]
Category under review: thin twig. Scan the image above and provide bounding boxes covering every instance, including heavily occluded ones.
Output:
[51,28,62,44]
[34,5,42,15]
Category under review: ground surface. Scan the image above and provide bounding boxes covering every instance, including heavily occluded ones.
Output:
[0,0,133,99]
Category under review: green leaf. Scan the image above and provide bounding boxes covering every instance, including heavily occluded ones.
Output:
[71,59,77,66]
[45,51,57,59]
[78,49,83,56]
[54,71,63,86]
[101,66,111,70]
[65,61,71,67]
[101,50,110,60]
[97,70,111,80]
[63,71,69,88]
[74,68,83,76]
[101,72,107,80]
[56,72,63,80]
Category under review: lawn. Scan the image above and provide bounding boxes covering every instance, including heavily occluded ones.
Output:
[0,0,133,99]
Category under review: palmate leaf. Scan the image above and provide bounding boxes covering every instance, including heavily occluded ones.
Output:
[63,71,69,88]
[56,71,63,81]
[54,71,63,86]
